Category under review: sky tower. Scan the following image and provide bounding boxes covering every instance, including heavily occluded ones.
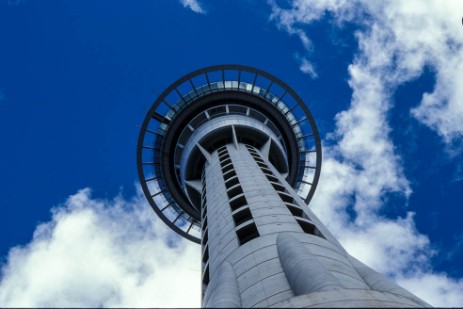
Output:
[137,65,430,307]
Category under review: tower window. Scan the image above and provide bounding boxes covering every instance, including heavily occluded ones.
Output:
[270,182,286,193]
[227,184,244,199]
[278,192,294,204]
[202,244,209,263]
[202,217,208,231]
[236,221,260,245]
[266,175,279,183]
[202,227,209,245]
[296,218,319,236]
[223,169,237,180]
[287,203,304,217]
[202,263,210,286]
[232,206,253,226]
[220,158,232,166]
[229,194,247,211]
[221,163,234,174]
[224,176,240,189]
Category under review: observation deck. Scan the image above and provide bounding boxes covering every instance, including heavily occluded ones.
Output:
[137,65,321,243]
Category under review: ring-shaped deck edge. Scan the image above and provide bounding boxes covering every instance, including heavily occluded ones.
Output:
[137,64,322,243]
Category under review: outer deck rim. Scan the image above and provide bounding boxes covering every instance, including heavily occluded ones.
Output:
[137,65,322,243]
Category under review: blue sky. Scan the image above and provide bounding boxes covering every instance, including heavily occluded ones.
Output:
[1,0,463,307]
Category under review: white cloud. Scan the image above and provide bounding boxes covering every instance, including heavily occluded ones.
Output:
[362,1,463,146]
[269,1,314,51]
[397,272,463,308]
[0,188,201,307]
[411,55,463,145]
[270,0,463,146]
[268,0,358,34]
[180,0,205,14]
[269,0,463,307]
[298,57,318,78]
[8,0,21,5]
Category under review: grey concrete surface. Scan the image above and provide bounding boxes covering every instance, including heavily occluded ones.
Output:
[200,142,431,308]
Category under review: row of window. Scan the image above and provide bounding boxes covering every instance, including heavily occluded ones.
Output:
[245,145,324,238]
[201,167,210,287]
[219,146,260,246]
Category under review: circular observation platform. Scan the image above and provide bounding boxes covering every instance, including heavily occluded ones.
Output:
[137,65,321,243]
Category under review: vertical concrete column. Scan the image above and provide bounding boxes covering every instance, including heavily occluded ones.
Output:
[207,261,242,308]
[202,146,241,307]
[277,233,342,295]
[201,142,431,308]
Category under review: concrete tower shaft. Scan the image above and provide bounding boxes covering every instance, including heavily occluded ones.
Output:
[137,65,431,308]
[199,142,429,307]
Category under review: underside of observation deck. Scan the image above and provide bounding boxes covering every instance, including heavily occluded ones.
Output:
[137,65,322,243]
